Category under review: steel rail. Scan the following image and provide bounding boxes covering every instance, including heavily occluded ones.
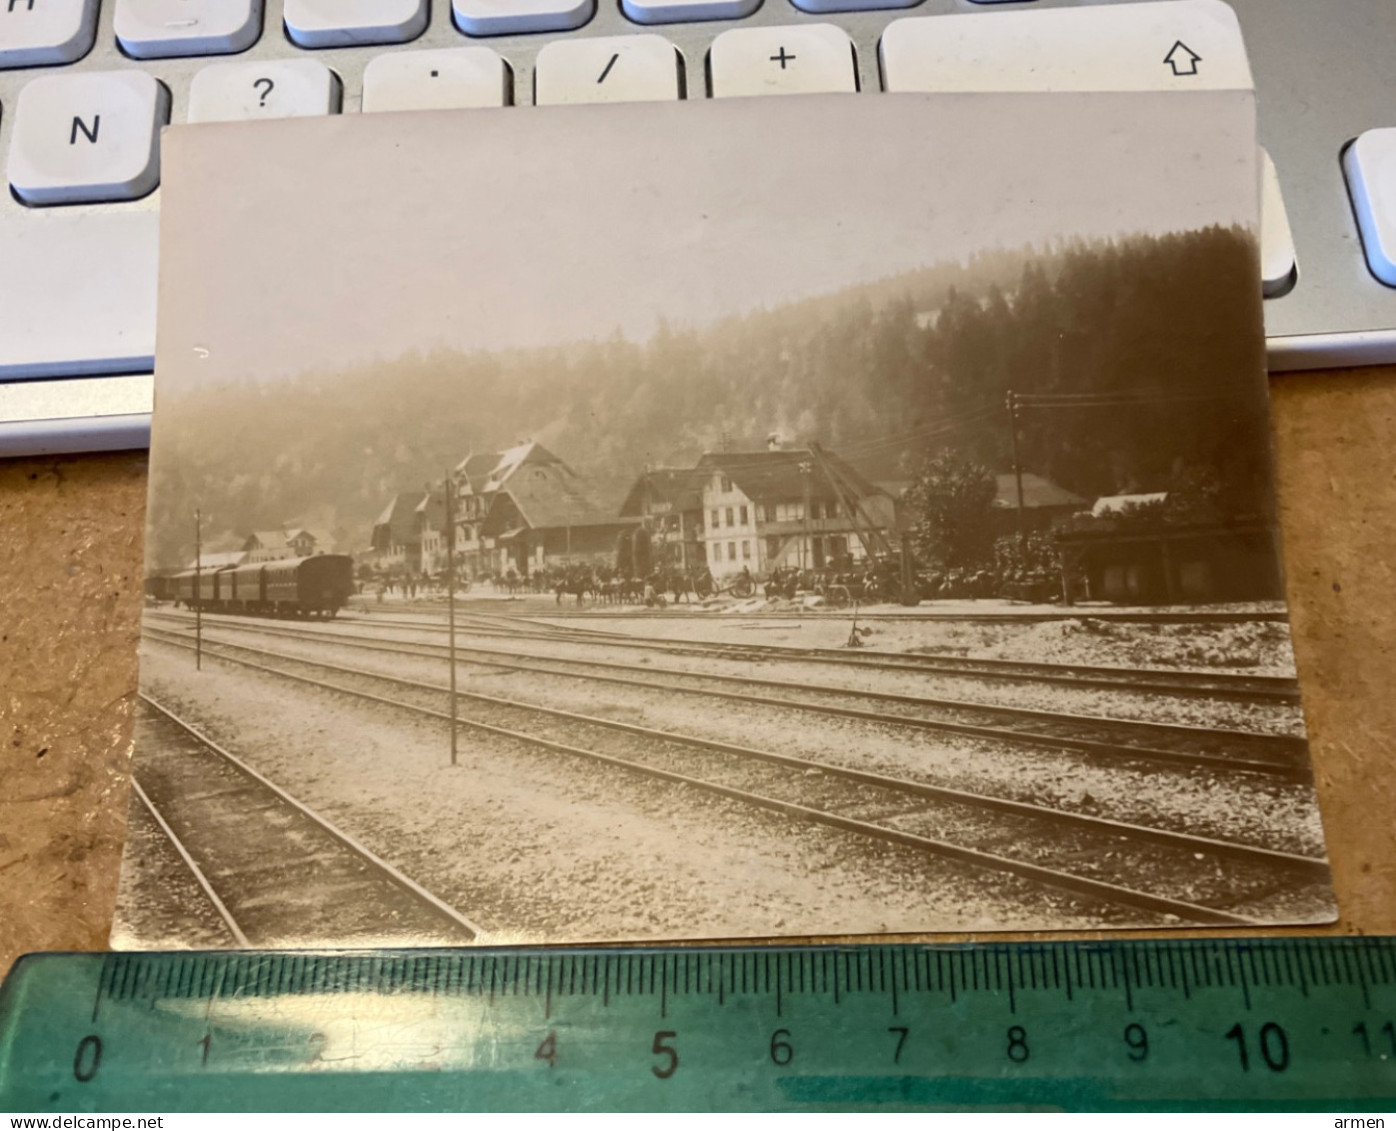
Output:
[145,614,1306,778]
[483,607,1291,625]
[147,610,1301,747]
[143,631,1270,926]
[467,608,1302,692]
[138,692,489,942]
[323,608,1302,703]
[145,630,1327,906]
[382,614,1303,702]
[144,627,1326,872]
[129,777,251,948]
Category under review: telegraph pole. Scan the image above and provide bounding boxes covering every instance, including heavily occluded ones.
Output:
[194,508,203,672]
[800,457,813,573]
[445,470,458,767]
[1006,390,1027,549]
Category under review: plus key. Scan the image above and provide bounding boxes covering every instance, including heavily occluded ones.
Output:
[710,24,856,97]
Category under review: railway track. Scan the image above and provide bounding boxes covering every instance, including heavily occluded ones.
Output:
[143,628,1331,927]
[132,694,485,947]
[338,608,1302,704]
[146,613,1309,778]
[446,604,1292,625]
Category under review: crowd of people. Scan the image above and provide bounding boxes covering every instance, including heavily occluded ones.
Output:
[357,550,1066,609]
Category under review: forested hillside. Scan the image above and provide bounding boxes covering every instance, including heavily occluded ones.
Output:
[147,225,1266,568]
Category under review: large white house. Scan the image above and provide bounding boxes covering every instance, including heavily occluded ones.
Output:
[694,448,895,579]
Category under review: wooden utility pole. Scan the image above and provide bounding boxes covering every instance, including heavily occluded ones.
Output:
[800,458,812,573]
[194,508,203,672]
[1006,390,1027,548]
[445,471,459,766]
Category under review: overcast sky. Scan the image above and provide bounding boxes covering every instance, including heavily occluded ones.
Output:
[156,89,1256,388]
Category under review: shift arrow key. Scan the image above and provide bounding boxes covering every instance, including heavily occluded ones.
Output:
[881,0,1251,93]
[1164,41,1202,76]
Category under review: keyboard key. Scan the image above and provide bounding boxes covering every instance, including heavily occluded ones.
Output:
[1344,128,1396,288]
[0,210,157,379]
[621,0,757,27]
[363,47,509,111]
[535,34,679,104]
[710,24,855,97]
[114,0,262,59]
[452,0,592,37]
[880,0,1252,93]
[188,58,339,122]
[789,0,915,16]
[284,0,427,48]
[0,0,97,69]
[0,375,152,454]
[1260,147,1296,298]
[8,71,168,205]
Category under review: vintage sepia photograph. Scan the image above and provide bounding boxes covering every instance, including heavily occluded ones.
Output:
[115,90,1335,948]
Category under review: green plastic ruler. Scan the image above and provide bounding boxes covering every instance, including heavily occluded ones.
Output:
[2,939,1395,1111]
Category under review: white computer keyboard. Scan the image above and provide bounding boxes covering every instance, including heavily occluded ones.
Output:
[2,0,1395,456]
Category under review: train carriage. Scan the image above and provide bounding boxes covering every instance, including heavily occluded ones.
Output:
[261,555,356,617]
[172,566,231,609]
[144,573,178,604]
[166,555,354,616]
[226,561,268,612]
[171,569,195,607]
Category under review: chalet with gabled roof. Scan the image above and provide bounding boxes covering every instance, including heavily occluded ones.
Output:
[479,456,636,574]
[369,492,427,572]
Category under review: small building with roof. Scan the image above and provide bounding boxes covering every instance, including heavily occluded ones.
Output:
[990,472,1090,536]
[1054,492,1283,605]
[243,529,293,563]
[283,527,335,557]
[184,549,246,571]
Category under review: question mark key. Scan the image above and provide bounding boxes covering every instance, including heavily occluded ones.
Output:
[187,58,341,123]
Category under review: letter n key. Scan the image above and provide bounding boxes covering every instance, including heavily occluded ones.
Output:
[8,71,169,204]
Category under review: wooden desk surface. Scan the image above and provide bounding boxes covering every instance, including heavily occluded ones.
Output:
[3,367,1394,975]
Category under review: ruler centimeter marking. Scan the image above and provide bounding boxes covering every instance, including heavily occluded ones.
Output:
[3,940,1396,1112]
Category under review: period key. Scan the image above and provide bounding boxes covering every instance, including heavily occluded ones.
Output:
[362,47,509,111]
[7,71,168,205]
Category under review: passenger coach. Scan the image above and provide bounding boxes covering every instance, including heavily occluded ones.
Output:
[170,555,355,617]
